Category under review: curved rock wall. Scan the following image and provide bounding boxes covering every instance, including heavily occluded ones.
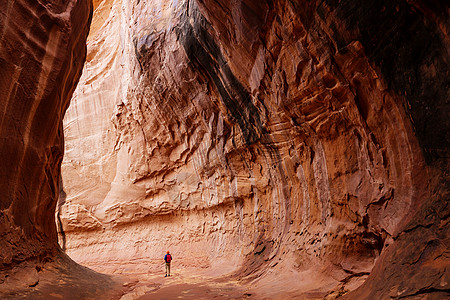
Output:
[0,1,125,298]
[0,0,92,269]
[59,0,449,298]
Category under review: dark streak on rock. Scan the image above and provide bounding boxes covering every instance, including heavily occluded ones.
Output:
[176,1,264,145]
[175,2,293,233]
[29,280,39,287]
[56,175,67,252]
[394,287,450,299]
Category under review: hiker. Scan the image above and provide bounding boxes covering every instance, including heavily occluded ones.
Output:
[164,251,172,277]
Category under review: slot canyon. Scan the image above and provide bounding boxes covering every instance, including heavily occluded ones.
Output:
[0,0,449,299]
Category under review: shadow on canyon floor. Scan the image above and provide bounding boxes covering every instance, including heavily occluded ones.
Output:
[1,256,342,299]
[91,264,335,300]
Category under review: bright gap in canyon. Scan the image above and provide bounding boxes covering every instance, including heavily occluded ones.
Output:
[0,0,449,299]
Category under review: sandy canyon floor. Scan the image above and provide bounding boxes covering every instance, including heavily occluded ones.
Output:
[3,258,338,299]
[88,265,334,300]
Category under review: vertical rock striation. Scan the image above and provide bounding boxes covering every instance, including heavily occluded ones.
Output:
[0,1,123,299]
[57,0,448,298]
[0,0,92,268]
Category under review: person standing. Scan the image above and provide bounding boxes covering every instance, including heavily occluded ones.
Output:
[164,251,172,277]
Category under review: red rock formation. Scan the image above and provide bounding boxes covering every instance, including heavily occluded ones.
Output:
[0,0,91,267]
[59,0,449,298]
[1,0,448,298]
[0,1,122,298]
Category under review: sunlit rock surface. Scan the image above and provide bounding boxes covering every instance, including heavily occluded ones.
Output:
[2,0,445,298]
[60,0,449,298]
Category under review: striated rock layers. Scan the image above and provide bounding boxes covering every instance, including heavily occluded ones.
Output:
[0,1,120,299]
[0,0,91,270]
[4,0,445,298]
[60,0,449,298]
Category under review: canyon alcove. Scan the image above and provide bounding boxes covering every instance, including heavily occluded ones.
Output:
[0,0,449,299]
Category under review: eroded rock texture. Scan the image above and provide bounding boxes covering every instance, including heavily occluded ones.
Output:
[0,0,91,268]
[0,1,120,298]
[57,0,448,298]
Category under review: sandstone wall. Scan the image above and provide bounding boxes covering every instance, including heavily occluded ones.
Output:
[0,0,92,269]
[0,1,126,298]
[60,0,449,298]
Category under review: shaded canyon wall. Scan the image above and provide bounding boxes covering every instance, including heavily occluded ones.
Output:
[0,0,125,297]
[0,0,92,271]
[58,0,450,298]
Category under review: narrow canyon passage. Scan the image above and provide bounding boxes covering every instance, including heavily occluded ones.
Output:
[0,0,449,299]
